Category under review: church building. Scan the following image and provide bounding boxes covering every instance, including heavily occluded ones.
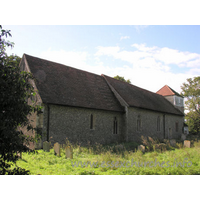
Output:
[19,54,184,148]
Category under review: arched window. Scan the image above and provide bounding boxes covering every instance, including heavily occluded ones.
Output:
[157,116,160,131]
[90,114,94,130]
[175,122,179,132]
[113,117,118,134]
[137,115,141,131]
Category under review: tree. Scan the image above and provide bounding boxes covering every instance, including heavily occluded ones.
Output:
[3,54,21,68]
[113,75,131,84]
[0,26,14,64]
[181,77,200,134]
[0,25,40,174]
[185,111,200,135]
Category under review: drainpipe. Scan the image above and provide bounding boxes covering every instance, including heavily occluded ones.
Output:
[163,114,165,139]
[125,106,128,142]
[47,104,50,142]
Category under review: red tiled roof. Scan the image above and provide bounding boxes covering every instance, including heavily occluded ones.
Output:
[103,75,184,116]
[24,54,124,112]
[156,85,182,97]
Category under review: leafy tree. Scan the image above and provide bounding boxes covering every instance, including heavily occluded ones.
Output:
[181,77,200,134]
[114,75,131,83]
[3,54,21,68]
[0,25,40,174]
[0,26,14,63]
[185,111,200,135]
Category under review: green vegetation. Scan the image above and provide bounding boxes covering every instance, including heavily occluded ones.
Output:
[181,76,200,134]
[0,25,41,174]
[113,75,131,83]
[15,140,200,175]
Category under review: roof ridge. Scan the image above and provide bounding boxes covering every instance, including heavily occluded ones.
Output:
[102,74,159,96]
[102,74,129,107]
[167,85,182,97]
[166,85,175,95]
[103,75,184,116]
[156,85,167,94]
[156,84,182,97]
[24,53,101,78]
[23,54,124,112]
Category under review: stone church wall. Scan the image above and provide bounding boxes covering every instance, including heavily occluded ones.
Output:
[42,104,124,146]
[126,107,183,142]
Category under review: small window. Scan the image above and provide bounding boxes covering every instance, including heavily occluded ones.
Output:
[113,117,118,134]
[157,116,160,131]
[137,115,141,131]
[175,122,178,132]
[90,114,94,130]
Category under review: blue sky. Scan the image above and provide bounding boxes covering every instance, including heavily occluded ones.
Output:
[1,0,199,194]
[3,25,200,93]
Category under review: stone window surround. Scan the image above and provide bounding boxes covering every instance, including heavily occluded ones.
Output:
[175,121,179,132]
[113,117,118,134]
[137,115,142,132]
[90,114,95,130]
[157,116,161,132]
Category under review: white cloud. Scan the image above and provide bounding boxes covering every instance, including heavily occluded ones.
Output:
[131,43,157,52]
[95,44,200,92]
[40,48,110,76]
[117,66,190,93]
[154,47,200,67]
[95,46,120,56]
[40,44,200,94]
[131,44,200,68]
[96,43,200,70]
[120,36,130,40]
[41,49,89,69]
[187,67,200,75]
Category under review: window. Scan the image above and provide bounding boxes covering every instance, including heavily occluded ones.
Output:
[113,117,118,134]
[90,114,94,130]
[157,116,160,131]
[137,115,141,131]
[175,122,178,132]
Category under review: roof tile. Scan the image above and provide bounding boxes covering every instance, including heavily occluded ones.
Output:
[24,54,183,116]
[156,85,182,97]
[24,54,124,112]
[103,75,183,116]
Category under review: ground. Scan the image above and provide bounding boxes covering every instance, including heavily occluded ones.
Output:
[15,139,200,175]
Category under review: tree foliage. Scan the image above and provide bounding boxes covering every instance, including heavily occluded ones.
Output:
[0,25,41,174]
[0,26,14,63]
[181,77,200,134]
[3,54,21,68]
[113,75,131,83]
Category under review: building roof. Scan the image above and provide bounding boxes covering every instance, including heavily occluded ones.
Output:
[23,54,183,116]
[103,75,184,116]
[156,85,182,97]
[23,54,124,112]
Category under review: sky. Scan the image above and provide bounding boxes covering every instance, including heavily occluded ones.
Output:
[1,0,199,195]
[2,25,200,94]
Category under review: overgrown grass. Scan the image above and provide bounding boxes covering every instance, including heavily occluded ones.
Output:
[15,140,200,175]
